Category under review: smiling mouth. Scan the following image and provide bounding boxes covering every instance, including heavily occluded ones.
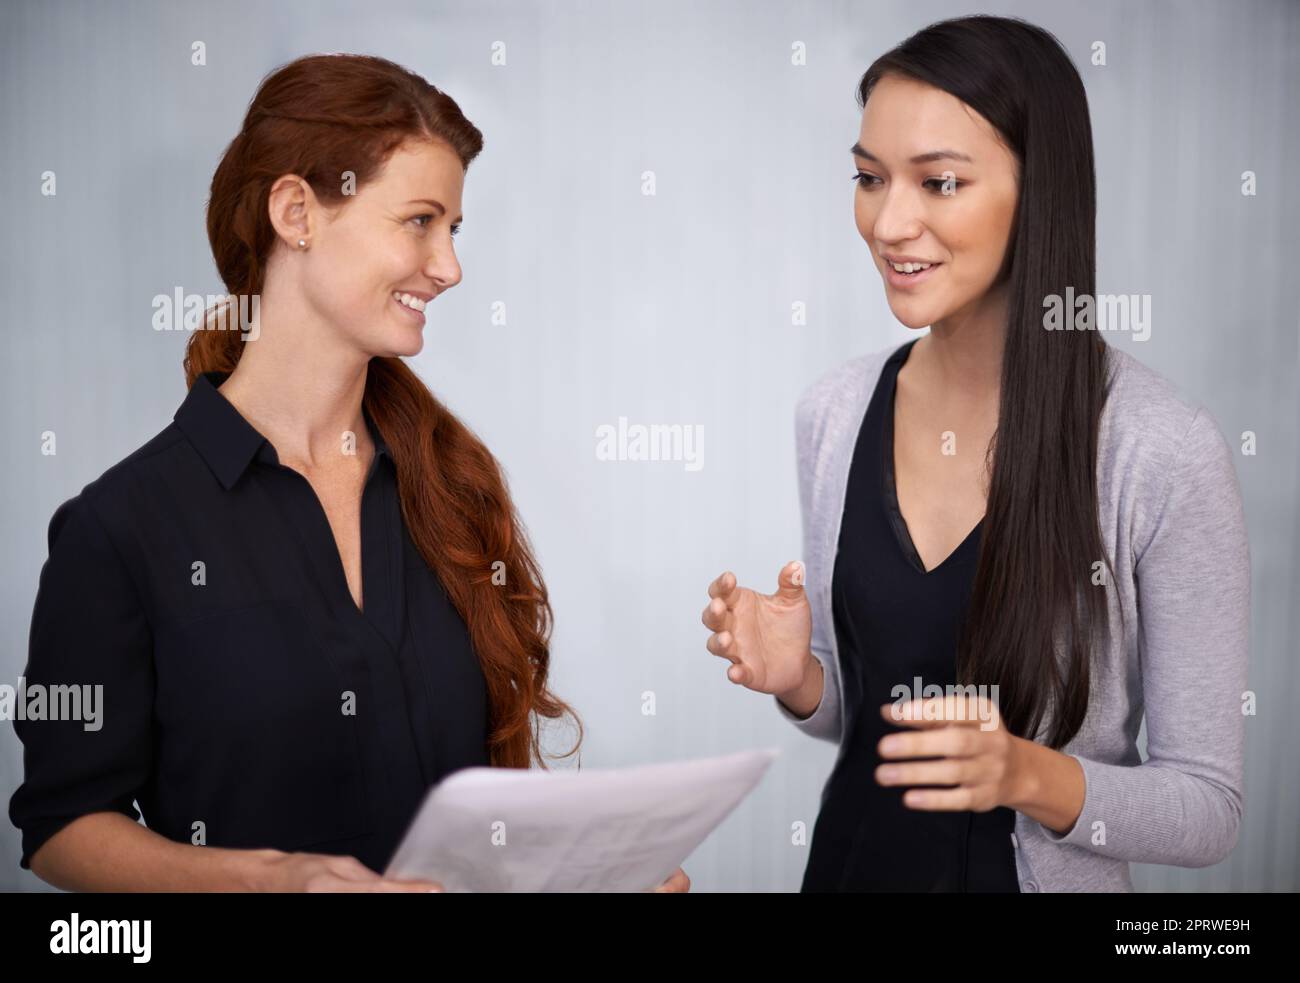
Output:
[392,291,428,313]
[886,259,938,274]
[883,259,942,286]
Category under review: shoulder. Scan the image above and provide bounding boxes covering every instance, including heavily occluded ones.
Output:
[1100,344,1234,472]
[794,341,901,448]
[1098,344,1241,554]
[44,423,190,552]
[1101,344,1202,446]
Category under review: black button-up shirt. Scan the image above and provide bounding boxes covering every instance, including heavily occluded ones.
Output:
[9,370,490,874]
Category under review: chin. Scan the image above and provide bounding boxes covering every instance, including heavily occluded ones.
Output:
[886,302,937,331]
[390,333,425,358]
[364,330,425,359]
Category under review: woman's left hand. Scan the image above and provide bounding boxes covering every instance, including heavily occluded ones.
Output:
[874,694,1026,812]
[653,867,691,892]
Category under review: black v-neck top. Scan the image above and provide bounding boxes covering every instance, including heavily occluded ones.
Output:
[9,371,490,874]
[801,339,1019,892]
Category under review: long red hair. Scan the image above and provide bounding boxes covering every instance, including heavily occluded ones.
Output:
[185,53,580,769]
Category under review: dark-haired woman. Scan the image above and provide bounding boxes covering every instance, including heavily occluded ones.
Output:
[10,53,688,893]
[702,16,1248,892]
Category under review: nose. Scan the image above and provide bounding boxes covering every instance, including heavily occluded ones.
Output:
[871,182,926,249]
[424,240,462,292]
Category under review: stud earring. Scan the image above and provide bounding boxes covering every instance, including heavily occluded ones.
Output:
[298,239,307,249]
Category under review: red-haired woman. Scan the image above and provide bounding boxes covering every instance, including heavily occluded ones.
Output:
[10,54,688,893]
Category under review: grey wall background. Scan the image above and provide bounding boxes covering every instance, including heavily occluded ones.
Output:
[1,0,1296,892]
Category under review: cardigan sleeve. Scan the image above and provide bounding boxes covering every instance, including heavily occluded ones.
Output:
[773,383,844,744]
[7,494,156,870]
[1041,406,1250,866]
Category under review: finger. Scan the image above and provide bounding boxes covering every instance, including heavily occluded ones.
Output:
[877,726,976,760]
[653,867,691,893]
[883,696,982,728]
[881,696,993,728]
[326,879,392,892]
[706,631,739,663]
[899,787,977,811]
[701,596,728,631]
[371,880,444,892]
[707,570,739,604]
[725,661,751,686]
[875,758,967,788]
[774,560,806,599]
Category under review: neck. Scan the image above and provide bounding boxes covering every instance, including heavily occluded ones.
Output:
[216,279,372,471]
[912,281,1009,405]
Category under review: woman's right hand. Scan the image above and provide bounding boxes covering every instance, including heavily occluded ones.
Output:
[257,850,444,892]
[702,561,814,696]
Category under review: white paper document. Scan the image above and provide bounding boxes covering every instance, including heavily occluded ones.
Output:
[384,747,779,892]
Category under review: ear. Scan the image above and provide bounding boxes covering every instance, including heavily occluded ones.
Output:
[267,174,318,250]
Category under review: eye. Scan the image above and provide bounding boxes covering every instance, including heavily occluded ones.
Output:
[852,172,881,190]
[410,214,460,236]
[923,177,963,194]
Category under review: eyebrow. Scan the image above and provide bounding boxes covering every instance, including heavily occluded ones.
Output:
[850,143,974,165]
[406,198,464,224]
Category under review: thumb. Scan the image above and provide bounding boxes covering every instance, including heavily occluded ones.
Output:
[774,560,806,600]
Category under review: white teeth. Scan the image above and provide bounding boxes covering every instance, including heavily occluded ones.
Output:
[890,261,932,273]
[393,291,427,312]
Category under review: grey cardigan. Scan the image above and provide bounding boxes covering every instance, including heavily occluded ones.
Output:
[776,341,1250,892]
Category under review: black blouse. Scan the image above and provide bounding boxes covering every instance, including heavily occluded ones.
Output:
[8,370,490,873]
[801,339,1019,892]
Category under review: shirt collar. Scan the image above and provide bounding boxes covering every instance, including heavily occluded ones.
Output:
[174,370,391,491]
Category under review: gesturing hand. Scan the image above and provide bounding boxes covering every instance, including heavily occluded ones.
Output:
[874,695,1024,812]
[701,561,813,695]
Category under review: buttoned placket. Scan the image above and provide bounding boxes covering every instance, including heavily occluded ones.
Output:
[247,427,434,835]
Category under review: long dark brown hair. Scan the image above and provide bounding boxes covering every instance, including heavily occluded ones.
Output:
[185,53,580,768]
[859,16,1116,749]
